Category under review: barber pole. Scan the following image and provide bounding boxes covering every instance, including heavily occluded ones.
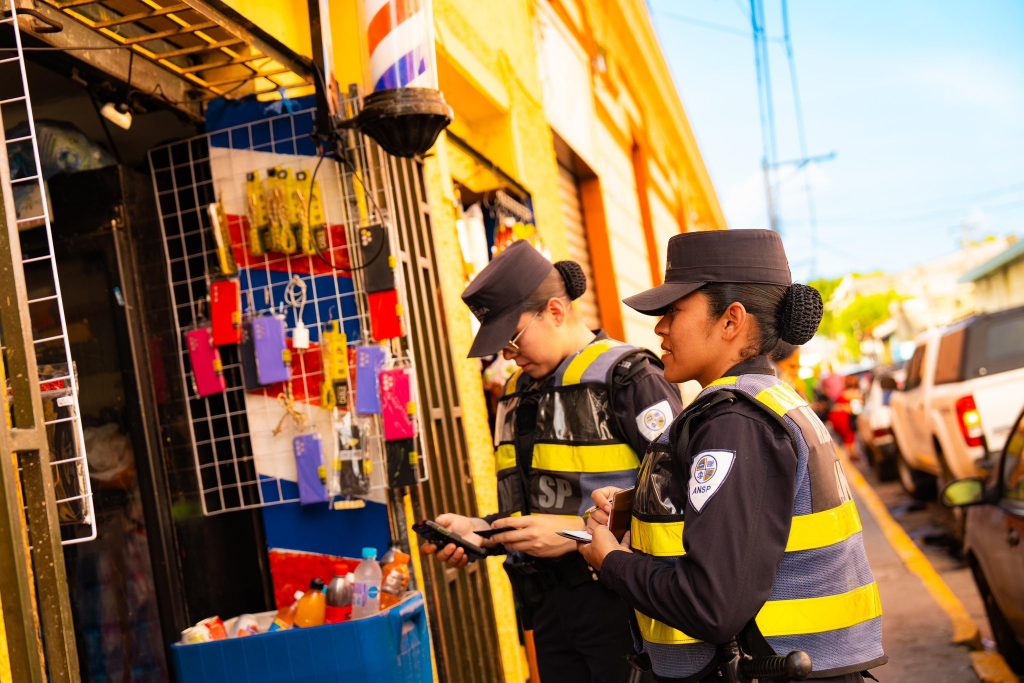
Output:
[363,0,439,92]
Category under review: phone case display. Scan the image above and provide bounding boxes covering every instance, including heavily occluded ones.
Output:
[239,320,262,390]
[186,328,226,397]
[355,346,388,414]
[293,433,328,505]
[367,289,404,340]
[379,368,416,441]
[208,201,238,276]
[210,278,243,346]
[385,440,419,488]
[252,316,292,385]
[357,225,395,293]
[320,321,349,410]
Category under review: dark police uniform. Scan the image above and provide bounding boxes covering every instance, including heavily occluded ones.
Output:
[490,332,682,682]
[603,230,886,682]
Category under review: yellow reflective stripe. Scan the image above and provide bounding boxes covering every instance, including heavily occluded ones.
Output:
[631,518,685,557]
[496,444,516,472]
[755,382,807,416]
[788,500,863,551]
[503,369,523,396]
[532,443,639,473]
[706,376,737,388]
[638,582,883,645]
[631,501,863,556]
[562,339,621,385]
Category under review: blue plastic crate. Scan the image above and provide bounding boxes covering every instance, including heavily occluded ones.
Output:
[171,593,432,683]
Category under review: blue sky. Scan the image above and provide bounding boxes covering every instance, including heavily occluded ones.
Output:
[649,0,1024,282]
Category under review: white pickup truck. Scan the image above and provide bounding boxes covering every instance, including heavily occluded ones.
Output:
[889,304,1024,501]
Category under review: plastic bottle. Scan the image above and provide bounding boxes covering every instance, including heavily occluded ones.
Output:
[294,578,327,628]
[379,551,411,609]
[325,565,354,624]
[351,547,382,619]
[268,590,305,632]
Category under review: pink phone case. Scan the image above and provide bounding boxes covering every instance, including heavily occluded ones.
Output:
[186,327,226,397]
[379,367,416,441]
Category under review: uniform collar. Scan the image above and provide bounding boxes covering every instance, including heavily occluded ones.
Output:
[523,329,610,388]
[723,355,776,377]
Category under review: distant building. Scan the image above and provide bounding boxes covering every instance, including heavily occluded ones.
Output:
[959,236,1024,313]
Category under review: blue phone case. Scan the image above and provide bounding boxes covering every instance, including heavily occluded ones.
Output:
[355,346,387,414]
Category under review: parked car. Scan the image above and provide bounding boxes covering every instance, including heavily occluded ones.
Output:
[942,405,1024,672]
[890,305,1024,501]
[857,367,905,481]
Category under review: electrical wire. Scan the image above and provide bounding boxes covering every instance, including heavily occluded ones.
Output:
[750,0,780,231]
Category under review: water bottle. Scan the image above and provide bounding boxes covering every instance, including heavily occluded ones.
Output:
[351,547,382,619]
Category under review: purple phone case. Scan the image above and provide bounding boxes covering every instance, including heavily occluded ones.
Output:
[252,316,291,385]
[355,346,387,414]
[293,433,328,505]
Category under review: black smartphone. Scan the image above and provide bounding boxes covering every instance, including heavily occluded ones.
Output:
[474,526,507,539]
[413,520,488,561]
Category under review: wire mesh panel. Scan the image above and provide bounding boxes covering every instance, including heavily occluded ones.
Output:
[0,6,95,545]
[149,103,426,516]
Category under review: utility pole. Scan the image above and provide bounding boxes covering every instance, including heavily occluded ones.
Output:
[750,0,779,231]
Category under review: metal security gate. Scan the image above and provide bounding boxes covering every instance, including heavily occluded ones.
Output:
[384,155,505,683]
[558,162,601,330]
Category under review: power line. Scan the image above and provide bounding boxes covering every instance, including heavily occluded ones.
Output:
[653,7,760,40]
[813,180,1024,222]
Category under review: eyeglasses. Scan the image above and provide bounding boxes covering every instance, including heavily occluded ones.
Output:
[504,311,543,354]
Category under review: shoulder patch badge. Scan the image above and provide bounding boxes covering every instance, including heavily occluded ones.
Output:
[688,450,736,513]
[636,399,672,442]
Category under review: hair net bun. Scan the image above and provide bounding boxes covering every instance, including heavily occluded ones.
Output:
[554,261,587,300]
[778,283,823,345]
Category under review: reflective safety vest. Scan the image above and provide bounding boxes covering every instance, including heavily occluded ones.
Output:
[494,339,647,517]
[631,373,886,680]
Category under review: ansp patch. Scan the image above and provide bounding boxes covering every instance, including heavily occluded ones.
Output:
[688,450,735,513]
[636,400,673,442]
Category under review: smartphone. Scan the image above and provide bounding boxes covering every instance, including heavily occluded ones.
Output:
[474,526,507,539]
[608,487,635,541]
[557,530,593,544]
[412,520,488,561]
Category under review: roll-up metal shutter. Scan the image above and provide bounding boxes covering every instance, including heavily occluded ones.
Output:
[557,163,601,330]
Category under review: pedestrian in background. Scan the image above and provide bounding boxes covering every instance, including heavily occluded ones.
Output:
[580,230,886,682]
[422,241,682,682]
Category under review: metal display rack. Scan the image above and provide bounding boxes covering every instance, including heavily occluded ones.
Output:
[149,104,426,516]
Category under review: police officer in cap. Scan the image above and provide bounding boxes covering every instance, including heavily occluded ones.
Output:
[580,230,886,682]
[422,240,682,682]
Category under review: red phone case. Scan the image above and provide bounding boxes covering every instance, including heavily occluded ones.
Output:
[210,279,242,346]
[367,289,404,340]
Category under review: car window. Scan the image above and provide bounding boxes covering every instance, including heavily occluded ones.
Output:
[904,347,925,390]
[1002,414,1024,503]
[965,308,1024,379]
[934,330,965,385]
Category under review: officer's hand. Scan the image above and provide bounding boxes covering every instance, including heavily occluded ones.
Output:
[588,486,623,526]
[579,526,631,571]
[420,513,489,569]
[490,514,582,558]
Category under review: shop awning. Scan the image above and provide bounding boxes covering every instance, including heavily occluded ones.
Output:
[8,0,314,117]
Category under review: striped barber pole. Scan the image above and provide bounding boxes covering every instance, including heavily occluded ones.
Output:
[365,0,437,92]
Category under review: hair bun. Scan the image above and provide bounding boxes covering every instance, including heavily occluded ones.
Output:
[778,283,823,345]
[554,261,587,300]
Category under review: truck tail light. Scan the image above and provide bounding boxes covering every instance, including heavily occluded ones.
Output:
[955,395,985,448]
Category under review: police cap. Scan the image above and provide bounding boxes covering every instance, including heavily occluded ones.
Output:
[624,229,792,316]
[461,241,555,357]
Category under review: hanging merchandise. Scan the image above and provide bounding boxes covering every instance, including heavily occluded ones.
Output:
[185,328,226,397]
[266,167,298,255]
[283,276,310,350]
[238,319,262,390]
[293,169,327,255]
[385,440,419,488]
[320,321,350,411]
[355,346,388,414]
[379,367,416,441]
[208,201,238,276]
[358,225,395,293]
[332,414,371,499]
[252,315,292,385]
[245,171,270,257]
[293,433,329,506]
[367,289,404,340]
[210,278,242,346]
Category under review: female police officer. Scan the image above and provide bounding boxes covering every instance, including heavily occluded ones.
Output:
[581,230,886,682]
[422,240,682,682]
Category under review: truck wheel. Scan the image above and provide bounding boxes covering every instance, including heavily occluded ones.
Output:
[897,454,937,501]
[875,443,899,482]
[971,557,1024,672]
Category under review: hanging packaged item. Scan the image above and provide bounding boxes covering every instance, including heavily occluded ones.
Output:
[252,315,292,385]
[208,201,237,276]
[210,279,242,346]
[297,169,329,254]
[333,415,371,497]
[320,321,349,410]
[294,433,328,505]
[238,319,262,390]
[266,167,298,255]
[367,289,404,340]
[355,346,388,414]
[358,225,395,293]
[379,368,416,441]
[185,327,226,397]
[385,439,419,488]
[245,171,270,257]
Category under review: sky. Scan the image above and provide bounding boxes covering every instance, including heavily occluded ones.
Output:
[649,0,1024,282]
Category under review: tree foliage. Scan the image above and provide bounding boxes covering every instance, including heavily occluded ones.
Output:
[810,277,901,359]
